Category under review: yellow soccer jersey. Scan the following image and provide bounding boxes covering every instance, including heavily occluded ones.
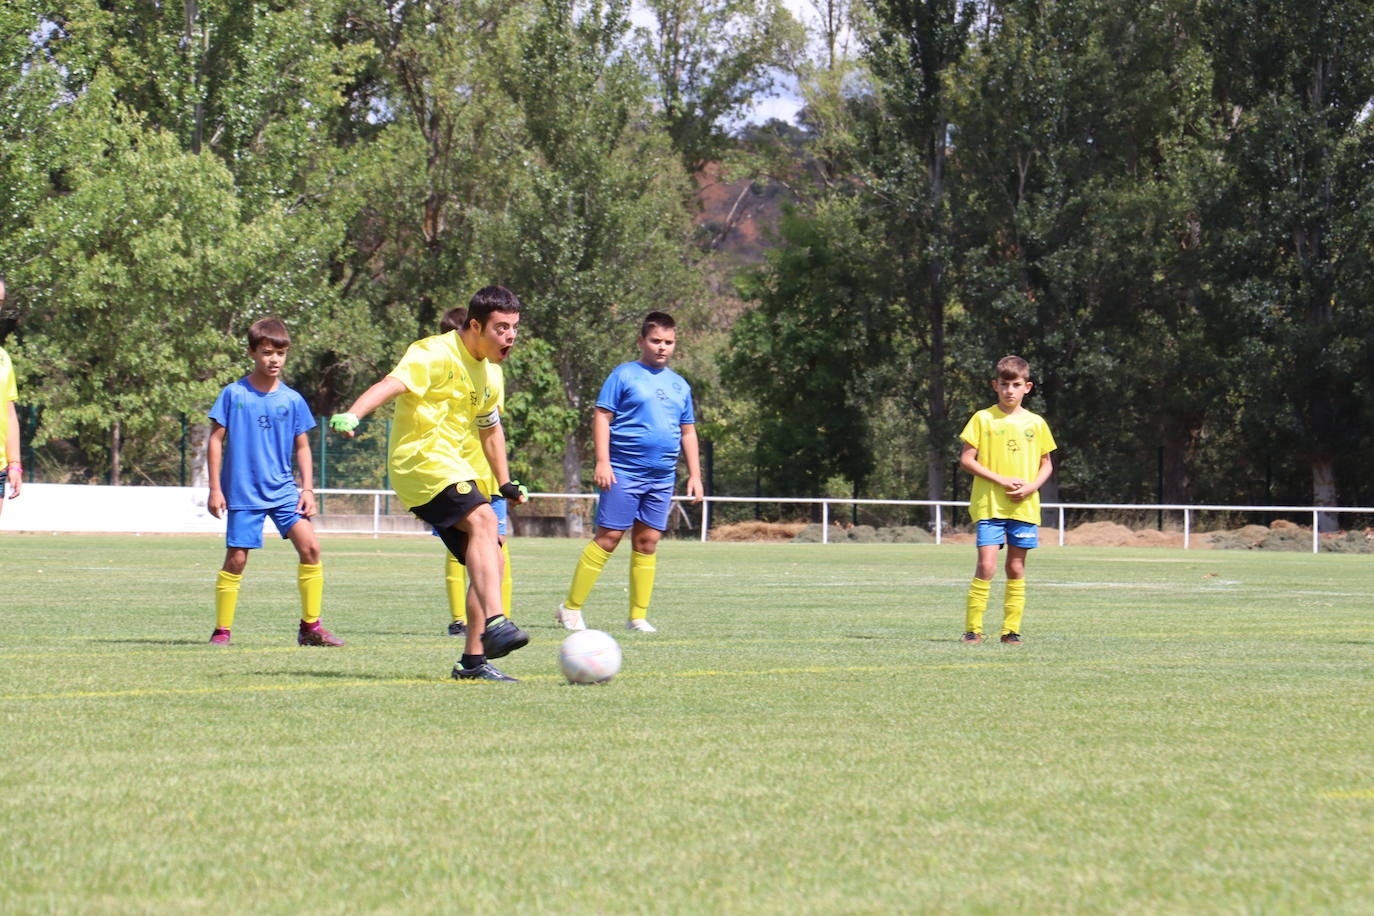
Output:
[456,361,505,497]
[385,332,501,509]
[0,347,16,466]
[960,406,1057,525]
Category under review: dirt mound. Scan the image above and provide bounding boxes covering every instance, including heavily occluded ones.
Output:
[718,516,1373,552]
[708,521,807,542]
[791,523,936,544]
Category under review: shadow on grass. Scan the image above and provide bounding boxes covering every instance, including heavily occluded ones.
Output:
[95,637,204,646]
[243,669,431,681]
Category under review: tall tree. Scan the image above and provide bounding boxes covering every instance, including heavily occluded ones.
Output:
[497,0,700,493]
[860,0,977,504]
[635,0,806,172]
[723,199,885,497]
[1202,0,1374,525]
[947,0,1230,505]
[12,84,272,484]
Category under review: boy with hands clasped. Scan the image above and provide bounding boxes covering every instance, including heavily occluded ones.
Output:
[958,355,1057,645]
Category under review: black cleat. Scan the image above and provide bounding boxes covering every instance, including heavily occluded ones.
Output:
[1000,632,1024,645]
[961,631,983,644]
[452,662,518,682]
[481,615,529,659]
[447,620,466,637]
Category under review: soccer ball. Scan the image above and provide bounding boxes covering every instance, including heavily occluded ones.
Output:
[559,629,622,684]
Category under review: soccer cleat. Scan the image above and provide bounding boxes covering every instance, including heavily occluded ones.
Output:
[625,618,657,633]
[960,631,983,643]
[452,662,519,682]
[1000,632,1024,645]
[298,622,345,647]
[210,627,232,645]
[447,620,466,637]
[555,602,587,631]
[481,615,529,659]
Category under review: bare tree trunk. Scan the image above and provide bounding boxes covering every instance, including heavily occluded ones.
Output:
[563,431,585,539]
[110,420,122,486]
[1311,455,1338,533]
[188,422,212,488]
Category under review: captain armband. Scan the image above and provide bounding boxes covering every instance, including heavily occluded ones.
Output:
[475,408,501,430]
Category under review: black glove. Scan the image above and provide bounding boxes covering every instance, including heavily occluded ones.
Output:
[498,480,529,501]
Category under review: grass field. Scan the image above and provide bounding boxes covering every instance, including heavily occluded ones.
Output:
[2,533,1373,914]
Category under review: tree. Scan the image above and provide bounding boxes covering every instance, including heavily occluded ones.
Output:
[723,200,885,498]
[12,85,274,484]
[946,0,1232,506]
[635,0,806,172]
[1201,0,1374,525]
[859,0,977,504]
[496,0,700,493]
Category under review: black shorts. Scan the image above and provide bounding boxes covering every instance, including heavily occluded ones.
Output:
[410,481,490,565]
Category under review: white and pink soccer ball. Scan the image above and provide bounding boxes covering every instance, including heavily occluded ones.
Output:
[558,629,622,684]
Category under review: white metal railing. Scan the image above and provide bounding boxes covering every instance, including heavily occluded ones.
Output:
[315,489,1374,554]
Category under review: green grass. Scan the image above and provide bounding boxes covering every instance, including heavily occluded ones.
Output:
[2,534,1373,914]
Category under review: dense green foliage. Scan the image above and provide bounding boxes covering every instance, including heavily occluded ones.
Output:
[3,1,1374,512]
[4,534,1374,910]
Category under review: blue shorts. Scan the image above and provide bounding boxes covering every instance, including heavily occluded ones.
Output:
[227,503,302,549]
[595,472,673,532]
[976,518,1039,549]
[431,495,507,539]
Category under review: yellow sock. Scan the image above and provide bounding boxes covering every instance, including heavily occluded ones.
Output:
[215,570,242,630]
[965,577,991,635]
[501,541,513,618]
[565,541,612,610]
[298,563,323,624]
[629,550,657,620]
[1003,579,1026,636]
[446,554,465,623]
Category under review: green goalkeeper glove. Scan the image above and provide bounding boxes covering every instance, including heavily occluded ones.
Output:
[329,412,360,433]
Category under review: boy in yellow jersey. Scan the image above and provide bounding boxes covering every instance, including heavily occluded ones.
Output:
[206,318,342,647]
[435,307,515,638]
[331,286,530,682]
[0,276,23,513]
[958,355,1057,645]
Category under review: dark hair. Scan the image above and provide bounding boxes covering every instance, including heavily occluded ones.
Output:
[440,307,467,334]
[248,317,291,350]
[466,285,522,329]
[995,355,1030,381]
[640,311,676,338]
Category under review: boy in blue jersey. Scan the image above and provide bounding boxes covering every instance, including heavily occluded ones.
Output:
[557,312,703,633]
[206,318,342,647]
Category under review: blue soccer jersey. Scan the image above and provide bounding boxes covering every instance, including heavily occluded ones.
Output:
[597,361,695,479]
[208,377,316,509]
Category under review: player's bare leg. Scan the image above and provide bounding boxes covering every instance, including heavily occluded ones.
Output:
[453,504,526,678]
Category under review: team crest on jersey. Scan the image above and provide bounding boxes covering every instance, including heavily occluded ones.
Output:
[1024,426,1036,440]
[456,481,472,495]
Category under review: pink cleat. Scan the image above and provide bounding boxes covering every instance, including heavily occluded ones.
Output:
[210,627,232,645]
[298,622,344,647]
